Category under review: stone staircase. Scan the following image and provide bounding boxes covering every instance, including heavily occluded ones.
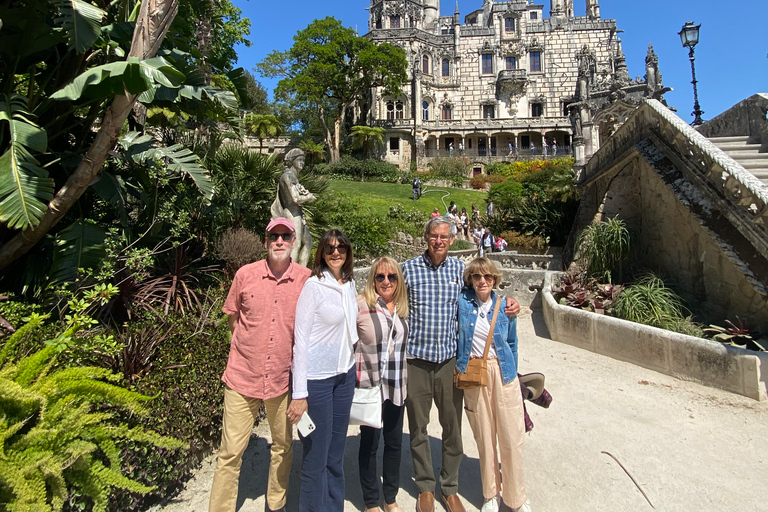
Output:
[708,136,768,186]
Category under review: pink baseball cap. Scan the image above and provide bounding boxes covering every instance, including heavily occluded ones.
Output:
[266,217,295,233]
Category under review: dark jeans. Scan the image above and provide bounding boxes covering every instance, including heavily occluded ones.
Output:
[358,400,405,507]
[299,366,356,512]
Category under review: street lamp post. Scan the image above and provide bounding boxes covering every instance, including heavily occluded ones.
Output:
[678,21,704,126]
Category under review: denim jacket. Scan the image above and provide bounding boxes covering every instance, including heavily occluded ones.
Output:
[456,289,518,384]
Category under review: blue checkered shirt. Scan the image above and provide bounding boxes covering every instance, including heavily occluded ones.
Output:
[402,252,465,363]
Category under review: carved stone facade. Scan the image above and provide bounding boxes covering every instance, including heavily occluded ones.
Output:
[364,0,669,169]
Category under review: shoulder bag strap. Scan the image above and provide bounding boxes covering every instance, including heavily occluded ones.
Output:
[482,298,502,361]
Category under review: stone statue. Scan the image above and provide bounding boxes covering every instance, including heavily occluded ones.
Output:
[270,148,316,266]
[569,106,584,138]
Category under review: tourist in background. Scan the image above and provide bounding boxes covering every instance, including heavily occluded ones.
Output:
[288,230,358,512]
[460,207,469,240]
[529,141,535,156]
[486,201,495,217]
[431,207,441,218]
[471,204,480,226]
[355,257,410,512]
[456,258,530,512]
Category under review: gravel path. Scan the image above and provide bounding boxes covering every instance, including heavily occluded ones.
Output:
[152,309,768,512]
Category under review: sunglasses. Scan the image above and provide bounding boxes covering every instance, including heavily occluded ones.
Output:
[471,273,495,282]
[374,273,398,283]
[323,244,348,255]
[267,232,294,242]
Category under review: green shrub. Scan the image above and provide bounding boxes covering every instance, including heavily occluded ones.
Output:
[500,230,548,252]
[470,174,507,189]
[576,217,631,281]
[315,156,401,182]
[488,180,524,210]
[0,304,185,512]
[217,227,265,279]
[108,300,230,510]
[612,273,689,330]
[451,239,474,250]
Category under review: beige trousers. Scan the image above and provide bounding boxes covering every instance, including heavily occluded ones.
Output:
[463,360,527,509]
[209,387,292,512]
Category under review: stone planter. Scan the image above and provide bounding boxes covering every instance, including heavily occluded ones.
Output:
[541,272,767,400]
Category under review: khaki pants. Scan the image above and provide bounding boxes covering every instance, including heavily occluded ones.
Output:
[463,361,527,509]
[209,387,292,512]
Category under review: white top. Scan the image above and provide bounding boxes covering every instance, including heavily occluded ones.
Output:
[471,297,497,359]
[292,271,359,399]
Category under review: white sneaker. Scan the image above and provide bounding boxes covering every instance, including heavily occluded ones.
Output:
[515,500,532,512]
[480,496,500,512]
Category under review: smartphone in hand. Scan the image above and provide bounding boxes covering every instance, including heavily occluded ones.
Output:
[297,411,316,437]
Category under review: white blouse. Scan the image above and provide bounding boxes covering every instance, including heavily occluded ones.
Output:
[292,271,359,399]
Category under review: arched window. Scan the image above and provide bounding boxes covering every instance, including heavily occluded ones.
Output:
[390,15,400,28]
[422,55,430,74]
[422,101,429,121]
[442,58,450,77]
[395,101,404,119]
[441,104,452,120]
[386,100,395,120]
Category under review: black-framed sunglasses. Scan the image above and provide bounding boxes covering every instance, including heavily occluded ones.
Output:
[374,273,398,283]
[323,244,348,255]
[267,232,295,242]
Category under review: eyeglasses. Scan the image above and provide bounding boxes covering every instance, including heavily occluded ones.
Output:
[374,273,398,283]
[471,273,495,282]
[323,244,348,255]
[268,232,294,242]
[428,234,452,242]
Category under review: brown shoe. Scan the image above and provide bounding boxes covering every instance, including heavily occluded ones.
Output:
[416,492,435,512]
[440,494,466,512]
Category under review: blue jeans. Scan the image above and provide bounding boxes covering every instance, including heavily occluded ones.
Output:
[299,366,355,511]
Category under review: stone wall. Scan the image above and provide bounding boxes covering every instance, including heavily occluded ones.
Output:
[572,100,768,332]
[696,93,768,148]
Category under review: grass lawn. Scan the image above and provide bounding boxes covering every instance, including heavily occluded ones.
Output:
[327,180,488,218]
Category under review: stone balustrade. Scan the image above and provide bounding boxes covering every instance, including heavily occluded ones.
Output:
[581,99,768,258]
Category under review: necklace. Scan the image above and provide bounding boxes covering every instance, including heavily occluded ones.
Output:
[478,299,492,318]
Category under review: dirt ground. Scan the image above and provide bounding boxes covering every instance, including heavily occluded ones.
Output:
[152,308,768,512]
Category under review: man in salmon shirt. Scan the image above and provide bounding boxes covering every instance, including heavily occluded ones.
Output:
[209,217,311,512]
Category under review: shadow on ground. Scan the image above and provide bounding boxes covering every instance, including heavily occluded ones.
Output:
[232,431,484,511]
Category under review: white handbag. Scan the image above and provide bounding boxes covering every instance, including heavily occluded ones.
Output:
[349,306,397,429]
[349,385,382,428]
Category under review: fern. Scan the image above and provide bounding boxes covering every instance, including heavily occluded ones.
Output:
[0,313,187,511]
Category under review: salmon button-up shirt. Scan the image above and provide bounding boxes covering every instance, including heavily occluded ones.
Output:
[222,259,311,399]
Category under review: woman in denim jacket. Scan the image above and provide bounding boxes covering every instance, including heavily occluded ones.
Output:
[456,257,530,512]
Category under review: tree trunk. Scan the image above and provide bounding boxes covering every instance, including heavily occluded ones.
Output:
[331,115,343,164]
[317,104,337,163]
[0,0,179,269]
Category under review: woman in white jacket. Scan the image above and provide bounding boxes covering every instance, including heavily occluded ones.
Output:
[287,229,358,512]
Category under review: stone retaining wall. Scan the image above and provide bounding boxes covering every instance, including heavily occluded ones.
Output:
[541,272,767,401]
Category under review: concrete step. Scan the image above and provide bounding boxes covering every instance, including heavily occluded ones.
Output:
[708,136,751,144]
[739,160,768,169]
[723,146,768,160]
[712,141,760,150]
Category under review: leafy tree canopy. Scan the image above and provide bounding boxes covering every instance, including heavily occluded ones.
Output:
[256,17,407,162]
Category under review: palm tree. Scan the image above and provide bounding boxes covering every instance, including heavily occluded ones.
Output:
[299,140,326,170]
[243,114,284,153]
[349,125,385,158]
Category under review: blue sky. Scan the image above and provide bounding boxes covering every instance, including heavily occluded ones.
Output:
[231,0,767,121]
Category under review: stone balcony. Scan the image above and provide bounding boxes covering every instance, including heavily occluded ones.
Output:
[497,68,528,85]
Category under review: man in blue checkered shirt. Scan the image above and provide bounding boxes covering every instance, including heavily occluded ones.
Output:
[402,217,520,512]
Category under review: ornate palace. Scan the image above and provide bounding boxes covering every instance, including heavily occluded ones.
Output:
[364,0,670,169]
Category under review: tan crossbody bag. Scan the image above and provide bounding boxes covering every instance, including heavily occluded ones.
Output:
[454,299,500,389]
